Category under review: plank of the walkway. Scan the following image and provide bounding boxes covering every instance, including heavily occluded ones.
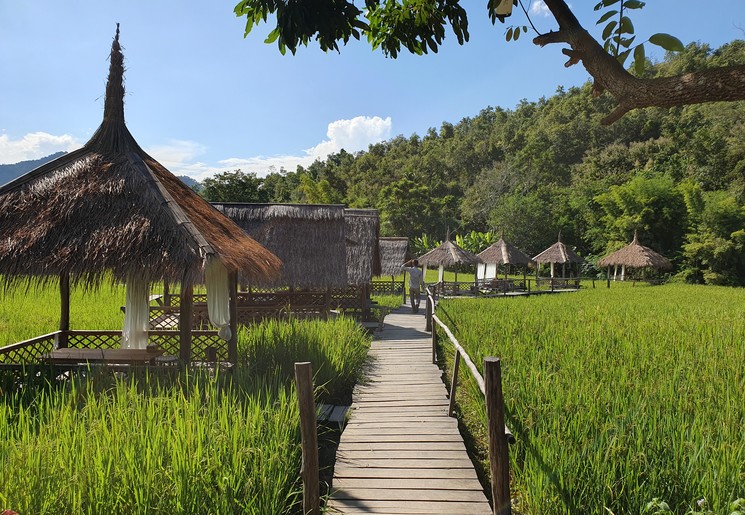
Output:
[329,306,491,514]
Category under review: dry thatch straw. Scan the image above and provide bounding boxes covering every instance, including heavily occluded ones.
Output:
[532,235,584,265]
[418,239,482,268]
[344,209,381,285]
[598,232,672,270]
[0,25,281,289]
[213,203,348,288]
[477,236,532,266]
[378,237,410,276]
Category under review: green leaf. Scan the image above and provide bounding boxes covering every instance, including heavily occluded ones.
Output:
[602,0,621,6]
[596,10,618,24]
[594,1,604,10]
[617,48,631,66]
[619,16,634,34]
[264,28,280,44]
[623,0,645,8]
[514,26,520,40]
[649,33,684,52]
[602,20,618,40]
[506,27,513,41]
[633,43,645,74]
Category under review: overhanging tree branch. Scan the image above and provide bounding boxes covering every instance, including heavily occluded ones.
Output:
[538,0,745,124]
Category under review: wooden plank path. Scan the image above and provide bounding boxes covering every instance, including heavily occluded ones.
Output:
[327,305,492,514]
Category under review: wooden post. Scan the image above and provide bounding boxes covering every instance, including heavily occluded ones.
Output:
[607,266,611,288]
[484,357,511,515]
[179,281,193,364]
[228,271,239,364]
[57,273,70,348]
[425,295,432,332]
[448,350,461,417]
[402,270,408,304]
[431,320,438,364]
[294,362,320,515]
[163,279,171,306]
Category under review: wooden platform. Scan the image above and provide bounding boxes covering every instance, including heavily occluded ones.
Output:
[327,306,492,514]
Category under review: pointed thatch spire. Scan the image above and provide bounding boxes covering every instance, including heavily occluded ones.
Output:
[104,23,125,125]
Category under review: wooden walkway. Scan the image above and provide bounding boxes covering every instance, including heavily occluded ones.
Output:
[327,305,492,514]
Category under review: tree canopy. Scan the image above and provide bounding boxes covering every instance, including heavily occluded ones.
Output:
[233,0,745,124]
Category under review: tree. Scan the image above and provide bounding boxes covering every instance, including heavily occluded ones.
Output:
[200,170,269,203]
[233,0,745,124]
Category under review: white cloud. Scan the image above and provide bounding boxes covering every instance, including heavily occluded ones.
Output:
[162,116,393,182]
[529,1,551,17]
[306,116,393,159]
[0,132,81,164]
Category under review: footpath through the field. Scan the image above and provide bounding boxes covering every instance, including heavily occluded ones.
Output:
[327,304,492,514]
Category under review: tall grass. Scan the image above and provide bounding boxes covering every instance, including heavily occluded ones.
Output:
[437,283,745,514]
[0,282,371,514]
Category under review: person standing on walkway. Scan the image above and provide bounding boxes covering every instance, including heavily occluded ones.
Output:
[401,259,424,313]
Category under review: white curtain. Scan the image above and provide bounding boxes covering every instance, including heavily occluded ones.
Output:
[122,273,149,349]
[205,258,232,340]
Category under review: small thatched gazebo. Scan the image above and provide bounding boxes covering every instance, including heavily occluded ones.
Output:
[417,235,482,292]
[344,208,381,286]
[0,26,281,365]
[598,231,672,284]
[532,234,584,279]
[477,235,532,285]
[213,203,348,289]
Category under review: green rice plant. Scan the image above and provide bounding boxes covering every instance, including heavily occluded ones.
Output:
[437,283,745,515]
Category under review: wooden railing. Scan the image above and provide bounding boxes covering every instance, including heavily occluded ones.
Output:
[426,288,514,515]
[370,280,405,296]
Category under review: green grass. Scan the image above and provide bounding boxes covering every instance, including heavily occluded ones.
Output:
[436,283,745,514]
[0,282,371,514]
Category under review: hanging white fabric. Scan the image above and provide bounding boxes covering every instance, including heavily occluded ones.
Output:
[205,258,232,341]
[122,273,149,349]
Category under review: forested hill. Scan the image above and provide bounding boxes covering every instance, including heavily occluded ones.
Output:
[227,41,742,285]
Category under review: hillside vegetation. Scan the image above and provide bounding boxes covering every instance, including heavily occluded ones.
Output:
[208,40,745,286]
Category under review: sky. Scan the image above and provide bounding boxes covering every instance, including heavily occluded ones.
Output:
[0,1,743,181]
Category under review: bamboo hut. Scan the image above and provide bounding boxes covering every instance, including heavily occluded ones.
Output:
[344,208,381,286]
[532,234,584,279]
[598,231,672,283]
[477,235,532,290]
[418,236,482,293]
[213,203,348,288]
[0,26,281,365]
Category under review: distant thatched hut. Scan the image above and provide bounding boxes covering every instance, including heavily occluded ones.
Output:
[344,209,381,286]
[0,26,281,364]
[477,235,532,281]
[418,237,482,284]
[532,234,584,278]
[378,237,410,277]
[598,231,672,282]
[213,203,348,288]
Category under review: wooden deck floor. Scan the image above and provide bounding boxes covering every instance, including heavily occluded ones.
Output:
[327,305,492,514]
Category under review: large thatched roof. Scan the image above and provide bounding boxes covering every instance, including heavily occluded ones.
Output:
[598,232,672,270]
[378,237,410,276]
[213,203,348,288]
[344,209,381,285]
[418,239,482,268]
[477,236,532,266]
[0,26,281,287]
[532,236,584,265]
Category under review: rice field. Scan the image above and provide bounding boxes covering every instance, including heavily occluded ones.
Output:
[0,282,371,514]
[437,283,745,515]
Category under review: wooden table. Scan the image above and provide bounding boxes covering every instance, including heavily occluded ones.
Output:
[41,347,166,365]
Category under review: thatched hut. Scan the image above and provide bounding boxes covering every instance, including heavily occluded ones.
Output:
[532,234,584,278]
[418,236,482,285]
[213,203,348,288]
[0,26,281,365]
[344,208,381,286]
[477,235,532,281]
[378,237,410,277]
[598,231,672,282]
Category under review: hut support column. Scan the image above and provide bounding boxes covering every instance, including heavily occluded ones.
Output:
[607,266,611,288]
[179,282,193,364]
[621,265,626,281]
[550,262,555,278]
[228,271,239,364]
[163,279,171,306]
[57,273,70,349]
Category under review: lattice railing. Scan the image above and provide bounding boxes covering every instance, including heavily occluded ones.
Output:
[0,332,58,364]
[371,281,404,295]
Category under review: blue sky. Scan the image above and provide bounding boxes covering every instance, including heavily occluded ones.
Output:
[1,1,742,181]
